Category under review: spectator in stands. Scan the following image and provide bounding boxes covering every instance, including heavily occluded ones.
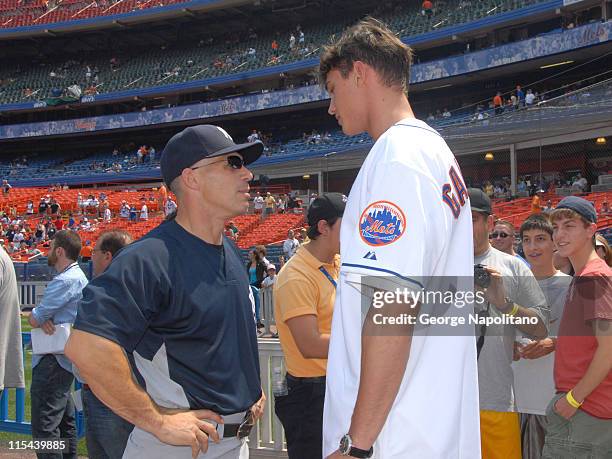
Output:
[2,180,12,197]
[442,108,451,118]
[515,215,572,459]
[525,89,536,106]
[299,227,310,244]
[26,200,34,216]
[273,193,344,458]
[67,124,266,458]
[247,130,260,143]
[261,264,277,289]
[490,219,529,265]
[272,39,279,56]
[54,216,64,231]
[0,236,24,403]
[129,205,138,222]
[35,223,45,243]
[119,201,130,219]
[289,33,296,51]
[516,85,525,107]
[28,231,88,459]
[599,200,610,215]
[493,92,503,115]
[12,228,25,252]
[164,197,177,218]
[81,240,93,262]
[80,218,91,231]
[277,194,287,214]
[38,198,49,216]
[50,198,61,217]
[422,0,433,17]
[543,200,554,213]
[572,173,588,191]
[47,224,57,240]
[531,190,543,214]
[254,245,271,268]
[595,233,612,267]
[264,192,276,216]
[81,230,135,458]
[253,192,264,214]
[139,199,149,220]
[103,205,112,223]
[544,197,612,457]
[283,229,300,259]
[227,221,239,239]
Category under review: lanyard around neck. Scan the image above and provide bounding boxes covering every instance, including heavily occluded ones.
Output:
[319,266,337,289]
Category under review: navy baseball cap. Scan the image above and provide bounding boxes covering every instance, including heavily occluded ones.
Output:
[555,196,597,223]
[161,125,263,188]
[468,188,492,215]
[307,193,347,227]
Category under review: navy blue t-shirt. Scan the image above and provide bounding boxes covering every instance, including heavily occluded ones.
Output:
[75,220,261,415]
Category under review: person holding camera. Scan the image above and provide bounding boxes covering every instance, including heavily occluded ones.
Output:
[469,188,549,459]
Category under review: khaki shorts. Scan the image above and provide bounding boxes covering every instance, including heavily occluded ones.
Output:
[542,393,612,459]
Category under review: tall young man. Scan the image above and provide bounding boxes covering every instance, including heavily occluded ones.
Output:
[320,18,480,458]
[543,196,612,458]
[514,215,571,459]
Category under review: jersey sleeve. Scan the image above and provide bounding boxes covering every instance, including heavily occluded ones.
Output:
[74,243,171,352]
[342,160,447,293]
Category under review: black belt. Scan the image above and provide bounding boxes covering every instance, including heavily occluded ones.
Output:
[287,374,326,384]
[222,410,254,439]
[222,423,243,438]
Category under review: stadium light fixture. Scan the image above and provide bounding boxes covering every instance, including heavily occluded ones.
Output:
[303,174,311,180]
[539,60,574,69]
[596,137,606,145]
[484,152,494,161]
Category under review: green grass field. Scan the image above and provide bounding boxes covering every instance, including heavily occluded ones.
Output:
[0,315,88,456]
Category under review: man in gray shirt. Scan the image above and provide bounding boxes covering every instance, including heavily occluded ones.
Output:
[469,188,548,459]
[0,244,24,402]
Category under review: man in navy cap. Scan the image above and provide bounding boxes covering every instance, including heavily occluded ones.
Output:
[66,125,266,458]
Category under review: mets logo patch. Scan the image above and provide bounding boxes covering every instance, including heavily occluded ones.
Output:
[359,201,406,247]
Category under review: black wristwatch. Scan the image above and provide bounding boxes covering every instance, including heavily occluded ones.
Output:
[339,434,373,458]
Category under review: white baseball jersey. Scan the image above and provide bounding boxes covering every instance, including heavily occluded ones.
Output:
[323,118,481,458]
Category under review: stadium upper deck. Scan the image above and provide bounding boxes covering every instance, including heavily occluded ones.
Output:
[0,0,560,106]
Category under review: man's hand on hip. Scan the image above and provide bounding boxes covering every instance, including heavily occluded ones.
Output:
[154,408,223,459]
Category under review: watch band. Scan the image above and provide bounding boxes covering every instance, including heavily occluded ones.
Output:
[339,434,373,458]
[347,446,373,458]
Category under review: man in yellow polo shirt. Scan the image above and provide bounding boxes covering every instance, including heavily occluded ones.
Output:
[274,193,345,459]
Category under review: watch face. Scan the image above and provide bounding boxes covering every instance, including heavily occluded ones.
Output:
[339,435,350,454]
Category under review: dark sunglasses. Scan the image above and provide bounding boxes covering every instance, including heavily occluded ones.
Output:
[489,232,510,239]
[191,154,244,171]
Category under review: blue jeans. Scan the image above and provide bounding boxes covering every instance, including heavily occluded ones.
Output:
[30,354,77,459]
[82,386,133,459]
[250,286,261,322]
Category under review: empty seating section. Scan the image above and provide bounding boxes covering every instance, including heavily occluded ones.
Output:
[0,151,160,181]
[493,192,612,230]
[0,0,545,105]
[237,213,305,249]
[0,0,190,29]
